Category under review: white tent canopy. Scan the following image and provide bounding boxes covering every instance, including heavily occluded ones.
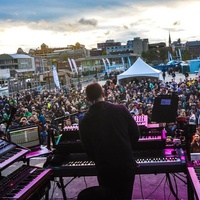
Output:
[117,57,162,82]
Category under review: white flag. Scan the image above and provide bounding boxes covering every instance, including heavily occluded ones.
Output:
[68,58,74,72]
[52,65,60,89]
[121,57,125,71]
[102,58,107,73]
[106,58,111,67]
[128,57,131,67]
[71,59,78,74]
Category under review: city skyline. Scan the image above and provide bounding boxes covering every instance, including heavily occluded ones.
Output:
[0,0,200,54]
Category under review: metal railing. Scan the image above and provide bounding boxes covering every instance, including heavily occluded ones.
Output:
[0,73,105,97]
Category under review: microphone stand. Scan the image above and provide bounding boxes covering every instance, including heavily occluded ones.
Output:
[47,127,56,150]
[5,106,17,140]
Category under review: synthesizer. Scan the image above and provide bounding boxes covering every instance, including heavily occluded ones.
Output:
[48,148,186,178]
[0,139,29,171]
[0,165,52,200]
[56,123,166,153]
[134,148,186,174]
[188,166,200,200]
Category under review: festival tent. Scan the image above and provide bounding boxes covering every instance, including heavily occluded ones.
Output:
[117,57,163,83]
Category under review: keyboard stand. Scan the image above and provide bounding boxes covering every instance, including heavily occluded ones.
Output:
[55,176,77,200]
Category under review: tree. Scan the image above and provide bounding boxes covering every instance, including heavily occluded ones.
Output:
[159,48,168,63]
[75,42,81,49]
[142,48,168,64]
[102,50,107,55]
[182,50,192,61]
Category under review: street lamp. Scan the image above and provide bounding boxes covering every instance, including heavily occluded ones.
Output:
[47,66,52,92]
[48,71,50,91]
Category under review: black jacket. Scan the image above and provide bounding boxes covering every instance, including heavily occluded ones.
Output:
[79,101,140,177]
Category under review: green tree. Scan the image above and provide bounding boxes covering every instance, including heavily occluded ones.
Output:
[182,50,192,61]
[102,50,107,55]
[142,49,157,63]
[142,48,168,64]
[159,48,168,63]
[75,42,81,49]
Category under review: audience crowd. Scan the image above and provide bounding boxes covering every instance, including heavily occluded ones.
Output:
[0,72,200,151]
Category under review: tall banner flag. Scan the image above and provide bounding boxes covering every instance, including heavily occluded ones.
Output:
[121,57,125,71]
[178,49,182,61]
[198,67,200,84]
[175,50,179,60]
[52,65,60,89]
[68,58,74,72]
[106,58,111,73]
[128,57,131,67]
[106,58,111,67]
[168,51,173,62]
[71,59,78,74]
[102,58,107,73]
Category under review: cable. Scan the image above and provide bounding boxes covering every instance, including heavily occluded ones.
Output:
[166,176,172,200]
[138,174,144,199]
[64,177,77,188]
[83,176,88,188]
[166,173,179,200]
[172,173,179,197]
[172,173,187,185]
[163,175,168,200]
[67,177,90,200]
[49,180,58,200]
[145,174,166,199]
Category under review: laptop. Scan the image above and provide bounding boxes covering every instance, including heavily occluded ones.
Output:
[8,125,51,159]
[190,153,200,161]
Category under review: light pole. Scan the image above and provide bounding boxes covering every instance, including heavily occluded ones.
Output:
[48,71,50,92]
[47,66,52,92]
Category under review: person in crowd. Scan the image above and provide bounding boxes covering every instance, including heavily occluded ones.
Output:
[191,130,200,153]
[23,108,32,118]
[137,108,144,116]
[78,82,140,200]
[162,70,166,81]
[188,109,197,125]
[0,72,199,147]
[19,117,30,126]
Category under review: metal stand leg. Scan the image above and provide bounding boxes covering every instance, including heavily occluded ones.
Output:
[59,177,67,200]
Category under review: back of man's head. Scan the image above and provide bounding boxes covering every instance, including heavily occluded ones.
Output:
[86,83,104,103]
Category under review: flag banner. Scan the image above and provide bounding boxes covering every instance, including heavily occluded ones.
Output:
[68,58,74,72]
[176,50,178,59]
[106,58,111,67]
[198,68,200,83]
[168,51,173,62]
[128,57,131,67]
[121,57,125,70]
[71,59,78,74]
[52,65,60,89]
[178,49,182,61]
[102,58,107,72]
[106,58,111,73]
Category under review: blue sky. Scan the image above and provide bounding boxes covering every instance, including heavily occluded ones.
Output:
[0,0,200,54]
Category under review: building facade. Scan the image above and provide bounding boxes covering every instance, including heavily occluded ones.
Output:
[185,41,200,59]
[132,37,149,55]
[106,42,133,55]
[29,43,87,60]
[0,54,35,78]
[97,40,121,51]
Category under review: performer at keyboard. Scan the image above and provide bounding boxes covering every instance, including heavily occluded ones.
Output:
[191,129,200,153]
[78,82,140,200]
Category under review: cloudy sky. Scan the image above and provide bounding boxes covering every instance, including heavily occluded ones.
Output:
[0,0,199,54]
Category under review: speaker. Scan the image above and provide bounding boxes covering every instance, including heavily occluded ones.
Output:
[151,94,178,123]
